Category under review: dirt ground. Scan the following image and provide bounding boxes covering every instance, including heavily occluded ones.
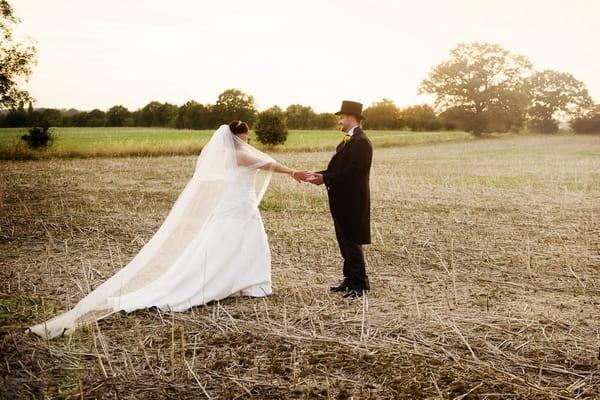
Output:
[1,134,599,399]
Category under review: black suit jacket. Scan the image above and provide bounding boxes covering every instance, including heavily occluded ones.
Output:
[319,127,372,244]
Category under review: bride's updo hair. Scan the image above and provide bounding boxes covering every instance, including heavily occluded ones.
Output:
[228,120,249,135]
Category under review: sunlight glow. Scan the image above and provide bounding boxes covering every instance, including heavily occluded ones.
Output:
[11,0,600,112]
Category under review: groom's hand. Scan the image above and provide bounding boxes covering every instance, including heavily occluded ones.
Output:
[293,170,314,183]
[307,172,324,185]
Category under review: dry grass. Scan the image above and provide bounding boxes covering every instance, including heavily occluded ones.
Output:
[1,134,599,399]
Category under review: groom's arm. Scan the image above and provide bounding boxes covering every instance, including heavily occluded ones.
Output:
[320,140,372,188]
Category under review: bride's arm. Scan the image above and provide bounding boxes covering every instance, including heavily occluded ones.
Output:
[237,152,310,181]
[263,160,303,180]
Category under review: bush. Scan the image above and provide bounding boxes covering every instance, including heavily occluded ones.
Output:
[570,114,600,133]
[528,119,558,134]
[254,107,288,145]
[21,126,54,149]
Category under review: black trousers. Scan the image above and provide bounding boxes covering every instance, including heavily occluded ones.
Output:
[334,220,370,291]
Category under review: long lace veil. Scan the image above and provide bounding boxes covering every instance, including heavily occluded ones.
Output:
[29,125,275,339]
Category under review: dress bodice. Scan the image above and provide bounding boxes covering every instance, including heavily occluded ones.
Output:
[213,167,260,219]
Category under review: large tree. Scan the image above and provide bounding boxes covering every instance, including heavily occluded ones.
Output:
[313,112,337,129]
[420,42,532,135]
[106,105,131,126]
[155,102,178,127]
[285,104,316,129]
[212,88,257,127]
[398,104,441,131]
[174,100,211,130]
[140,101,162,126]
[363,98,400,130]
[71,109,105,127]
[139,101,177,127]
[526,70,594,133]
[1,0,37,109]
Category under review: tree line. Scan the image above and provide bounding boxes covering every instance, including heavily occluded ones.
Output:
[0,89,339,130]
[1,1,599,134]
[0,89,451,131]
[4,87,598,135]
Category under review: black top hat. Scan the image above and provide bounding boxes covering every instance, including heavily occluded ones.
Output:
[335,100,364,120]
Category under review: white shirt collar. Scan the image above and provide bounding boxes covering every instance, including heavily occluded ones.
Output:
[347,125,360,136]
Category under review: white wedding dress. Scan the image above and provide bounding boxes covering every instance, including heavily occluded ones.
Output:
[107,166,272,313]
[30,125,275,339]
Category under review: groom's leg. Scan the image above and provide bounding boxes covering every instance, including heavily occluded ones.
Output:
[334,221,370,291]
[333,222,350,288]
[343,242,369,291]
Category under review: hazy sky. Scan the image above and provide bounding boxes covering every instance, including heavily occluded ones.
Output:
[12,0,600,113]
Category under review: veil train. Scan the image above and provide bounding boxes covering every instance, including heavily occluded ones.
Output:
[29,125,275,339]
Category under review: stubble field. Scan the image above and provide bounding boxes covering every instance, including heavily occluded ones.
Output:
[1,134,599,399]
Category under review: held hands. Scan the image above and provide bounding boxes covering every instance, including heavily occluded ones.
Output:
[306,172,323,185]
[290,170,313,183]
[289,170,323,185]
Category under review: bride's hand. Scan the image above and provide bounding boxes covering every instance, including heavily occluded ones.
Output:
[291,170,313,182]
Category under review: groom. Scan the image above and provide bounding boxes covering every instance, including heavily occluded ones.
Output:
[307,100,373,298]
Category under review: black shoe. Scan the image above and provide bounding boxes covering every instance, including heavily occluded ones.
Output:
[330,283,349,292]
[330,280,350,292]
[343,289,365,298]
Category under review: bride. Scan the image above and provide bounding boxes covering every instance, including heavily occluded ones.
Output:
[30,121,309,339]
